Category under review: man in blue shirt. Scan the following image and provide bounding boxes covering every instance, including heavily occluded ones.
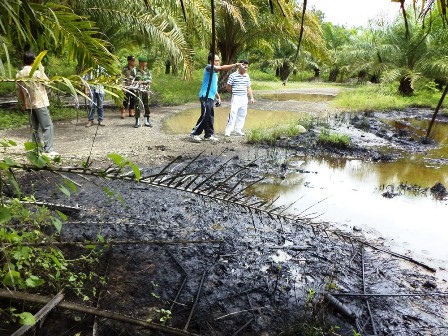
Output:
[190,54,240,142]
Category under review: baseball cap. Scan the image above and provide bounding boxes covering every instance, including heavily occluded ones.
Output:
[127,55,135,61]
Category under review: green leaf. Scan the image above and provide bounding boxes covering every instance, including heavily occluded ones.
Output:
[107,153,125,167]
[3,157,19,166]
[29,50,48,78]
[19,312,36,325]
[102,186,114,197]
[26,151,47,168]
[0,207,11,224]
[24,142,38,151]
[25,275,44,288]
[51,217,62,233]
[58,184,71,197]
[56,210,67,221]
[64,179,77,193]
[132,164,141,181]
[3,270,22,287]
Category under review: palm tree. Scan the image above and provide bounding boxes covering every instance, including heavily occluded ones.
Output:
[381,12,433,96]
[66,0,206,75]
[213,0,325,89]
[0,1,117,73]
[321,22,353,82]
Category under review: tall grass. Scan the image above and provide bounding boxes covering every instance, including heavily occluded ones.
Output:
[332,83,443,112]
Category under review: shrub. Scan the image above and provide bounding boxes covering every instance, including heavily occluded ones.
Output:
[317,129,350,149]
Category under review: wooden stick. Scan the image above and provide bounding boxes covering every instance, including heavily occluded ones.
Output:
[11,290,64,336]
[0,290,199,336]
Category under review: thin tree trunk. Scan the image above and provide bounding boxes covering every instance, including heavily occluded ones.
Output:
[425,82,448,142]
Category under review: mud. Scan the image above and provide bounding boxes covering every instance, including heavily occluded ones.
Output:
[1,91,448,335]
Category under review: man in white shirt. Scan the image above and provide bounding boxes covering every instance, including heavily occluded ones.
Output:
[16,51,58,157]
[224,60,255,137]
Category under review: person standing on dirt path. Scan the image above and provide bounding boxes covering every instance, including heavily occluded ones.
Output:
[84,65,107,127]
[16,51,58,158]
[121,55,137,119]
[224,60,254,137]
[133,55,152,128]
[190,53,241,142]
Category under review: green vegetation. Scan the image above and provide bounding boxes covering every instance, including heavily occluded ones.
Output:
[318,129,350,149]
[332,84,443,112]
[247,119,312,144]
[0,107,81,130]
[150,70,202,106]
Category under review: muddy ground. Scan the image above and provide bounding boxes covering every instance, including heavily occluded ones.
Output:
[1,90,448,336]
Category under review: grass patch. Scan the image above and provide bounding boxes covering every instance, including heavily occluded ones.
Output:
[251,80,345,91]
[247,118,312,144]
[332,84,442,112]
[0,107,81,130]
[150,70,202,105]
[317,129,350,149]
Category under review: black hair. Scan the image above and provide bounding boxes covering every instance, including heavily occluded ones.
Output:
[239,59,249,65]
[23,51,36,66]
[208,53,215,63]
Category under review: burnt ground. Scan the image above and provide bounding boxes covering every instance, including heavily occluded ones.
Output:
[1,92,448,336]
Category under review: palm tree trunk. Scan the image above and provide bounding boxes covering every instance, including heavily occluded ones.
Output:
[398,77,413,96]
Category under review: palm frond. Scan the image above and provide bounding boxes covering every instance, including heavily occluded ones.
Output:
[3,154,314,225]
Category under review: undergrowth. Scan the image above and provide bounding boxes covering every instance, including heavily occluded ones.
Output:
[317,129,350,149]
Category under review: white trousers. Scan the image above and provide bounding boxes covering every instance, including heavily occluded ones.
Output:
[225,95,248,135]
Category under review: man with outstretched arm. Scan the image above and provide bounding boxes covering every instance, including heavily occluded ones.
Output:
[190,54,241,142]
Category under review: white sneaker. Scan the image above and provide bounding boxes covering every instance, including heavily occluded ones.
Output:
[45,151,60,158]
[190,134,202,143]
[224,132,230,137]
[233,131,246,136]
[204,135,219,142]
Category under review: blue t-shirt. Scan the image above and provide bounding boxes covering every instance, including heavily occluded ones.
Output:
[198,65,218,99]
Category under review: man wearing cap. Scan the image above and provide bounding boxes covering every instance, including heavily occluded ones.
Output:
[121,55,137,119]
[133,55,152,128]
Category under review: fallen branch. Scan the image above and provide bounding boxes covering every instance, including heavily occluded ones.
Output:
[361,241,436,272]
[328,292,448,298]
[11,290,64,336]
[334,232,436,272]
[323,293,357,321]
[12,239,223,248]
[215,306,269,320]
[0,290,199,336]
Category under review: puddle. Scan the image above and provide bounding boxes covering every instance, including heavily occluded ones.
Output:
[249,115,448,264]
[259,92,335,102]
[251,155,448,262]
[163,107,308,134]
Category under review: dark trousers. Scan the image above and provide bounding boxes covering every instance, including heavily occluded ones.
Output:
[123,90,135,110]
[191,98,214,138]
[135,91,150,118]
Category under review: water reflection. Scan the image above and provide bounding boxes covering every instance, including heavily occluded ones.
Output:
[250,156,448,261]
[163,108,308,134]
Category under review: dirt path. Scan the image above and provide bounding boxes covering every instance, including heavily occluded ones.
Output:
[0,88,342,167]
